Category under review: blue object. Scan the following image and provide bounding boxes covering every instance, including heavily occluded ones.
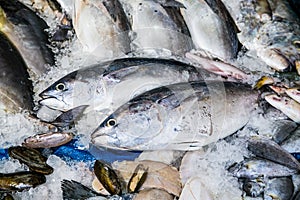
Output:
[0,148,9,160]
[291,153,300,161]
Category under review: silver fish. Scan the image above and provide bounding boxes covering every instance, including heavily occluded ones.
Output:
[92,81,257,151]
[178,0,240,61]
[122,0,193,56]
[229,158,298,179]
[39,58,206,119]
[270,119,297,144]
[22,132,74,148]
[0,0,55,80]
[248,137,300,170]
[0,33,33,113]
[264,177,294,200]
[72,0,131,58]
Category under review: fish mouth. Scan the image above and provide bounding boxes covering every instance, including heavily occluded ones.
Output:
[38,97,68,111]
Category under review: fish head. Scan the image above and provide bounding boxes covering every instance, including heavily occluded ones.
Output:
[91,100,165,151]
[39,72,84,111]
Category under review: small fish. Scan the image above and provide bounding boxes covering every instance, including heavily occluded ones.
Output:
[179,0,240,61]
[265,94,300,123]
[92,81,257,151]
[0,171,46,191]
[93,160,122,195]
[229,158,298,179]
[22,132,74,149]
[286,87,300,104]
[248,137,300,171]
[0,32,33,113]
[264,177,294,200]
[0,0,55,80]
[8,146,53,175]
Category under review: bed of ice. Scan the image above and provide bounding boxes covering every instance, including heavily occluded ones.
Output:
[0,1,292,199]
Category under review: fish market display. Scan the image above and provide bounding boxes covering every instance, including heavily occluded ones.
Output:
[92,81,257,151]
[0,33,33,113]
[1,0,300,199]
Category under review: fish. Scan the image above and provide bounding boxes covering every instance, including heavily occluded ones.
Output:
[93,160,122,195]
[229,158,298,179]
[265,94,300,123]
[178,0,240,61]
[247,137,300,171]
[92,81,257,151]
[270,119,297,144]
[0,171,46,191]
[22,132,74,148]
[264,177,294,200]
[122,0,193,56]
[286,87,300,104]
[281,127,300,152]
[221,0,300,72]
[72,0,131,58]
[0,32,33,113]
[39,58,207,125]
[0,0,55,80]
[8,146,54,175]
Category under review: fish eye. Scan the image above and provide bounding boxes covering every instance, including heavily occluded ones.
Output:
[106,118,117,127]
[56,83,66,91]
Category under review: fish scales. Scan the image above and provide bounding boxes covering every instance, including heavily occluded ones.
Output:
[92,81,257,151]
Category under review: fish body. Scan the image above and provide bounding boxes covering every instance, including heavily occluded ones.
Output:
[0,171,46,191]
[122,0,193,56]
[0,0,55,80]
[92,81,257,151]
[39,58,206,123]
[265,94,300,123]
[230,158,298,179]
[264,177,294,200]
[72,0,131,58]
[179,0,239,60]
[0,33,33,113]
[248,137,300,171]
[286,88,300,104]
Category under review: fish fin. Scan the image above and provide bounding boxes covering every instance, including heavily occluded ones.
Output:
[52,105,88,128]
[61,179,100,200]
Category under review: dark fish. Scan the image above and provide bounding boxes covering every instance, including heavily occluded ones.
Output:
[8,146,53,175]
[93,160,122,195]
[0,0,55,79]
[242,178,264,197]
[0,171,46,191]
[0,32,33,112]
[271,119,298,144]
[248,137,300,171]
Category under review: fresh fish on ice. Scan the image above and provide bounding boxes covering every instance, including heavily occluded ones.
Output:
[0,0,55,80]
[178,0,240,61]
[0,33,33,113]
[121,0,193,56]
[72,0,131,58]
[229,158,298,179]
[92,81,257,151]
[248,137,300,170]
[265,94,300,123]
[39,58,207,125]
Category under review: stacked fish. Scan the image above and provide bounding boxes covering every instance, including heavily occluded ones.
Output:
[0,0,300,199]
